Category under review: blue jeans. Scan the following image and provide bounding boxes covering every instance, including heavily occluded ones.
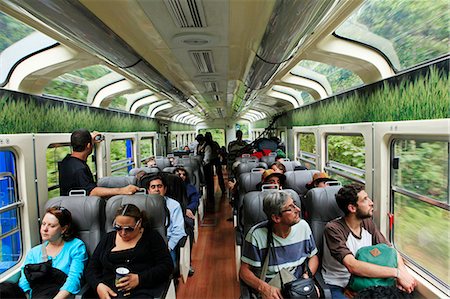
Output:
[170,249,177,267]
[328,284,347,299]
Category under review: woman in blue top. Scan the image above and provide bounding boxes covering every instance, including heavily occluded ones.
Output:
[19,207,88,299]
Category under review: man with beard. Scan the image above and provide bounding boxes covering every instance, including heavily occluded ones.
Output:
[240,191,319,299]
[322,184,416,299]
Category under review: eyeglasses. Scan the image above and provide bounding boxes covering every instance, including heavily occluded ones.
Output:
[149,184,164,189]
[280,203,300,214]
[113,220,141,233]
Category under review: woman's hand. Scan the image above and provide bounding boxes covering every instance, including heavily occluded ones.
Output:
[96,283,117,299]
[116,273,140,292]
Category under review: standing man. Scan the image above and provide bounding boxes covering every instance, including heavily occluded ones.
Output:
[227,130,247,177]
[59,129,139,197]
[240,191,319,298]
[146,175,186,265]
[322,184,416,298]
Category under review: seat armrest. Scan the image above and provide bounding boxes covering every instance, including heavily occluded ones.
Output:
[74,283,90,299]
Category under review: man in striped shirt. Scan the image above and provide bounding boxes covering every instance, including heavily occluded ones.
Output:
[240,191,319,299]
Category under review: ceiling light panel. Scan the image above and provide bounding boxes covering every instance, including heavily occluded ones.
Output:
[164,0,207,28]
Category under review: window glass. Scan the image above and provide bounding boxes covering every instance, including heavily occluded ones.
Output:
[46,144,97,198]
[110,139,133,176]
[0,151,22,274]
[43,65,112,102]
[0,11,35,52]
[139,138,154,163]
[235,124,249,141]
[298,133,316,170]
[335,0,449,71]
[393,193,449,285]
[298,60,363,94]
[198,129,226,147]
[393,140,448,203]
[171,134,177,151]
[392,139,449,286]
[109,96,127,111]
[326,135,365,182]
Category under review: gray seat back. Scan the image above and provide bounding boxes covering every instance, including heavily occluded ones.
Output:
[97,176,137,188]
[284,170,319,197]
[155,156,171,170]
[235,161,267,177]
[280,160,303,172]
[236,154,258,163]
[260,153,277,165]
[304,186,344,255]
[45,195,104,256]
[105,194,168,243]
[242,189,301,239]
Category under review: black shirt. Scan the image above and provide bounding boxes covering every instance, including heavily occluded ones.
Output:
[59,154,96,196]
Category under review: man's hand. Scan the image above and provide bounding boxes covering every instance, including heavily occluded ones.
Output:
[121,185,139,195]
[259,282,283,299]
[96,283,117,299]
[396,267,417,293]
[186,209,195,219]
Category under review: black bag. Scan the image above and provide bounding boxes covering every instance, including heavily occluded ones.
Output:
[282,277,318,299]
[23,244,67,298]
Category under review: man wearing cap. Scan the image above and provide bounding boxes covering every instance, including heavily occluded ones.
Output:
[306,172,336,190]
[257,169,286,190]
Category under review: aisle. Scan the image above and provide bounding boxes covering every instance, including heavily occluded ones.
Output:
[176,177,240,299]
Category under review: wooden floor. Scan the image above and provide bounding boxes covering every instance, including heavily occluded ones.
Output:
[176,176,240,299]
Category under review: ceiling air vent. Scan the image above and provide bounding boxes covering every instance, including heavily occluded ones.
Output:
[216,108,223,118]
[165,0,207,28]
[189,50,215,73]
[204,81,219,93]
[213,94,221,101]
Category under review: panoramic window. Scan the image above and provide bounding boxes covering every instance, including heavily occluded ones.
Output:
[336,0,449,71]
[391,139,449,286]
[46,144,97,198]
[326,134,365,184]
[0,151,22,274]
[108,96,127,111]
[110,139,134,176]
[297,133,316,170]
[43,65,111,102]
[298,60,363,95]
[0,11,34,52]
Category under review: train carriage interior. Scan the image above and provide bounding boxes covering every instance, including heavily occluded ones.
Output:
[0,0,449,298]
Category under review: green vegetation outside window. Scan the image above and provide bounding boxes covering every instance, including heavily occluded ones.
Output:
[139,138,154,163]
[326,134,365,183]
[110,139,133,176]
[298,133,316,170]
[391,139,449,286]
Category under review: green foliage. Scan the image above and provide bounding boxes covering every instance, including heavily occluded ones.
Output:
[236,123,249,139]
[299,60,363,93]
[358,0,449,70]
[70,65,110,81]
[394,194,449,285]
[299,133,316,154]
[198,128,225,147]
[394,140,448,203]
[109,96,127,110]
[0,92,159,134]
[168,122,195,131]
[290,65,449,126]
[327,135,365,170]
[43,80,88,102]
[0,12,34,52]
[253,119,269,129]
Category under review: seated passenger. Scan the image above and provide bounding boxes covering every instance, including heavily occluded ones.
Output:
[174,167,200,276]
[305,172,335,190]
[270,161,286,174]
[59,129,139,197]
[86,204,173,298]
[256,169,286,190]
[19,207,88,299]
[146,157,157,168]
[146,175,187,265]
[322,184,417,299]
[240,191,319,298]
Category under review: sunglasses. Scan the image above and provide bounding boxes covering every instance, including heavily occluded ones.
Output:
[113,219,141,233]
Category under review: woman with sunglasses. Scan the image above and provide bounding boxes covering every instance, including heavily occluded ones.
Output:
[86,204,173,299]
[19,206,88,298]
